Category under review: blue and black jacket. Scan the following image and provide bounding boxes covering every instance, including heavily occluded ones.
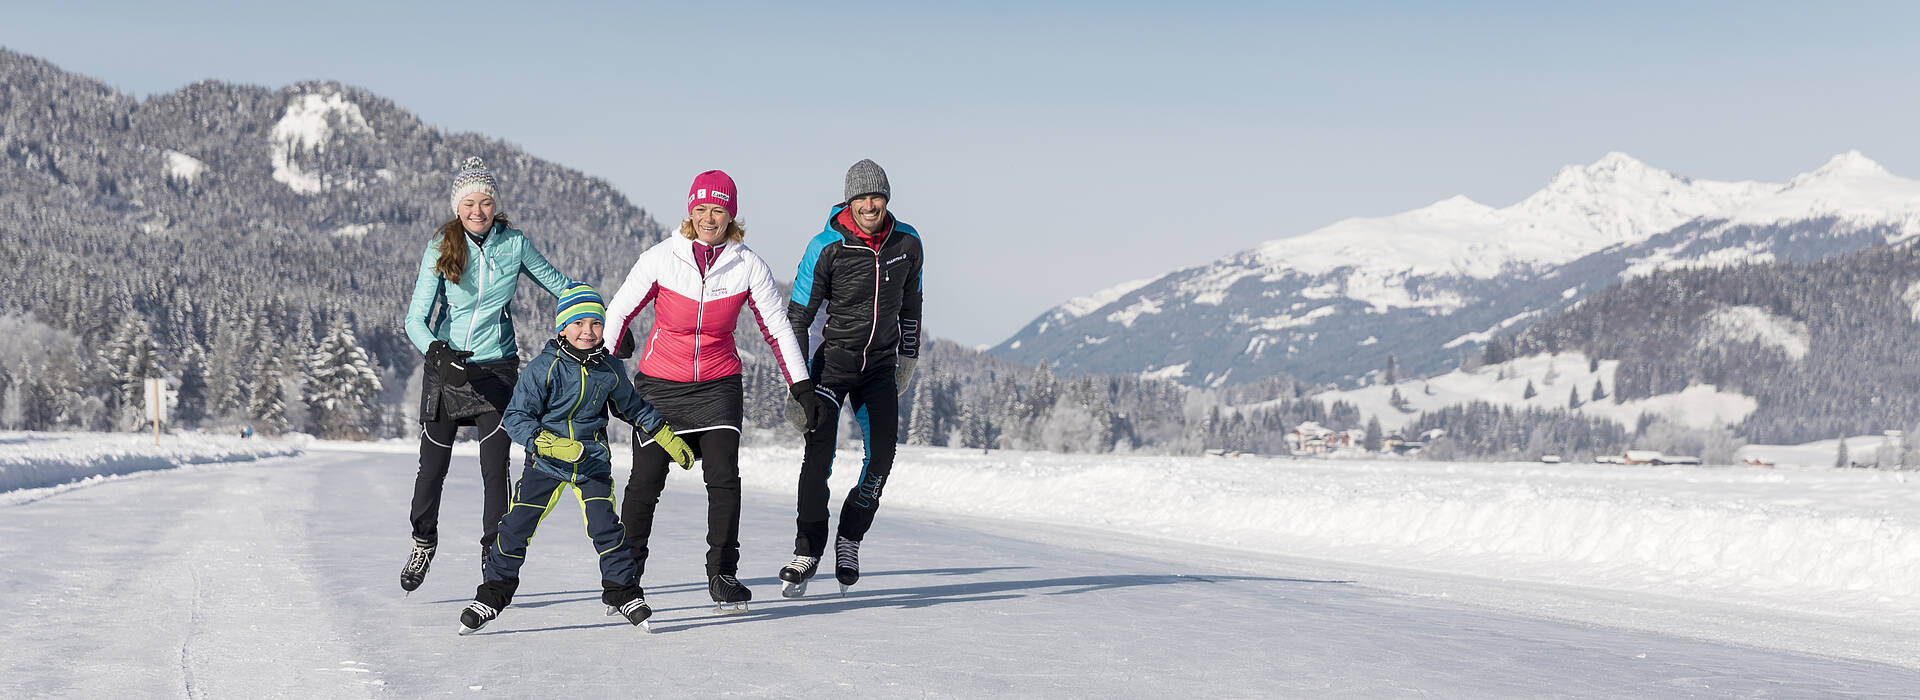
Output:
[787,205,924,386]
[503,339,667,482]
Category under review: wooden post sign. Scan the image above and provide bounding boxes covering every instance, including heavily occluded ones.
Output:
[145,377,166,445]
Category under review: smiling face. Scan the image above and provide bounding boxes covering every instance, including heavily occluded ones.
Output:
[690,203,733,245]
[457,193,497,235]
[561,318,603,350]
[848,194,888,235]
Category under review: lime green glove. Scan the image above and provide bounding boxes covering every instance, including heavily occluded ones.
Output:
[652,424,694,470]
[533,430,584,463]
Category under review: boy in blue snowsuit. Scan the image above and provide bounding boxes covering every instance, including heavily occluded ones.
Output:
[459,283,696,635]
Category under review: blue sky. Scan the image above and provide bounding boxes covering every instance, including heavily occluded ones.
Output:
[9,1,1920,346]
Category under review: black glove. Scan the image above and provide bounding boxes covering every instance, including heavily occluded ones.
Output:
[613,327,635,359]
[426,340,475,386]
[788,379,825,432]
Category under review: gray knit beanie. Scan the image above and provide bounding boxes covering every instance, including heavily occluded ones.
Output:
[844,159,890,202]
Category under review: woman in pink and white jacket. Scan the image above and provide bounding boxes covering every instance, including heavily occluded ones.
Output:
[604,170,821,611]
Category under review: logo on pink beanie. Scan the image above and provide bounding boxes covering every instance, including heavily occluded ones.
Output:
[687,170,738,217]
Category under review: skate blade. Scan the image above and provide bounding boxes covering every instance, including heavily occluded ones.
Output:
[640,619,654,633]
[712,602,750,615]
[840,583,850,597]
[457,623,484,636]
[781,579,808,598]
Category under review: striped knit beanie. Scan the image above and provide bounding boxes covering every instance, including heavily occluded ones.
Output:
[554,283,605,332]
[449,156,499,215]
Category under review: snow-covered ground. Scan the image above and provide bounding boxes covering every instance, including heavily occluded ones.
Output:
[1315,352,1758,432]
[0,430,300,501]
[5,431,1919,695]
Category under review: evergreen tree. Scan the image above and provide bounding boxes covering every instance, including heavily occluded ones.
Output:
[1383,354,1398,385]
[307,320,383,439]
[175,344,209,428]
[1389,387,1409,412]
[906,365,937,446]
[1568,386,1582,409]
[1591,378,1608,402]
[1363,416,1383,453]
[1835,436,1849,469]
[1522,380,1538,400]
[247,351,288,435]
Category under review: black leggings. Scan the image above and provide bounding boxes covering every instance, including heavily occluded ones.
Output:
[409,411,512,549]
[623,429,742,579]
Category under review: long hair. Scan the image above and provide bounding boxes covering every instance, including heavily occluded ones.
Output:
[678,218,746,243]
[433,214,510,283]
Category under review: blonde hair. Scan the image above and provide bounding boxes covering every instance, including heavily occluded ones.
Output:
[678,218,746,243]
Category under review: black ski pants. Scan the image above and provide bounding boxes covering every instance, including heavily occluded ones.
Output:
[409,410,511,549]
[476,463,643,611]
[794,362,897,557]
[623,429,743,579]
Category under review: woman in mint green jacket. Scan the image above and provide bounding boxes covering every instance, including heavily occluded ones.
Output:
[398,156,575,594]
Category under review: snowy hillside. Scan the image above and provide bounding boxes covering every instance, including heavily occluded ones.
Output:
[995,152,1920,386]
[1314,352,1757,434]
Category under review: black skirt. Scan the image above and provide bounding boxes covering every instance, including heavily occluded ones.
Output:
[419,356,520,425]
[634,372,744,438]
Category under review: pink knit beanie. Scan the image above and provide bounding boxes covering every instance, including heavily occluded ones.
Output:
[687,170,738,217]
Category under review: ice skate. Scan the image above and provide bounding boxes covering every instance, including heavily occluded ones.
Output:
[401,539,435,594]
[835,535,860,596]
[709,574,752,614]
[608,597,653,632]
[457,600,498,635]
[779,554,819,598]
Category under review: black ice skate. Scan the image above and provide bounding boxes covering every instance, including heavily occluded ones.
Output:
[779,554,819,598]
[457,600,498,635]
[834,536,861,595]
[605,597,653,632]
[401,539,435,594]
[708,574,752,614]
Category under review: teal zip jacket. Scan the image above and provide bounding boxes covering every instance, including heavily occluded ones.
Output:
[405,223,575,362]
[504,339,667,481]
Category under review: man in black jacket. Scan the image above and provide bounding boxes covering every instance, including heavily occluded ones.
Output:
[779,159,924,597]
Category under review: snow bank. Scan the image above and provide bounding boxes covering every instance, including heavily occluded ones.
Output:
[0,431,301,497]
[734,445,1920,627]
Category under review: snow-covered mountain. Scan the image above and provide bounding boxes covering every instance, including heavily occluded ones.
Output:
[994,152,1920,386]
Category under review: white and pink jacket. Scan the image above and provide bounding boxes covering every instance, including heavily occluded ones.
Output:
[605,236,810,386]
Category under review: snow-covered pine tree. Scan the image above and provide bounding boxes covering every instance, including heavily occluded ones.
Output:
[1363,416,1383,452]
[906,364,936,446]
[1523,380,1538,400]
[307,320,383,440]
[1383,354,1397,385]
[1835,436,1849,469]
[288,309,320,433]
[175,344,209,428]
[1592,378,1608,402]
[1569,386,1582,409]
[247,350,288,435]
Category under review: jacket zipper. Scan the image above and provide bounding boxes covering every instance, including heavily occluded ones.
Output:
[463,239,494,349]
[859,243,881,373]
[695,264,707,381]
[566,364,588,482]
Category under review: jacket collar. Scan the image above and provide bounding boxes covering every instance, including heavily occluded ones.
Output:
[826,204,894,249]
[552,338,606,366]
[668,235,741,272]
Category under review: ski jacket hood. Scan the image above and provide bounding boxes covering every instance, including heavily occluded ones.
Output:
[405,224,575,363]
[502,339,666,481]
